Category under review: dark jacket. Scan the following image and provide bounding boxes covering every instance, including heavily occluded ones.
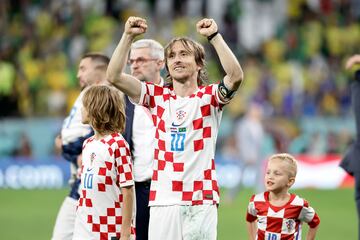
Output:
[124,95,135,152]
[341,70,360,175]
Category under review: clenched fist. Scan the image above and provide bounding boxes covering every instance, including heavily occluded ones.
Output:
[196,18,218,38]
[124,16,148,37]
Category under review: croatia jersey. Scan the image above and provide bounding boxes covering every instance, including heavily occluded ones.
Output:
[246,191,320,240]
[134,82,227,206]
[73,133,135,240]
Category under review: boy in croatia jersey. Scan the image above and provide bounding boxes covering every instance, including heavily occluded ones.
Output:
[52,53,110,240]
[73,85,135,240]
[107,16,243,240]
[246,153,320,240]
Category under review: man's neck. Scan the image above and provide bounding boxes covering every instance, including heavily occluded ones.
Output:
[173,78,198,97]
[97,77,109,86]
[153,76,162,85]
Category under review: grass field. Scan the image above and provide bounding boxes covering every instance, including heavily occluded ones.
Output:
[0,188,356,239]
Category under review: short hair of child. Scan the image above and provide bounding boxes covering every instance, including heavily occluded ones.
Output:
[269,153,298,178]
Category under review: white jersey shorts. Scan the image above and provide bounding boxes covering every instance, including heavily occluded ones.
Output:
[149,204,217,240]
[51,196,77,240]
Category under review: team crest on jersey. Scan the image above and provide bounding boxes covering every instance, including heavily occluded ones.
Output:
[285,219,295,232]
[172,110,187,127]
[176,110,186,121]
[90,152,96,165]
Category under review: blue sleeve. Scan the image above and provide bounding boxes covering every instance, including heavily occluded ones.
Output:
[62,130,94,166]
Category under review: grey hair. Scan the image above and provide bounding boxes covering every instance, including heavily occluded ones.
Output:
[131,39,164,61]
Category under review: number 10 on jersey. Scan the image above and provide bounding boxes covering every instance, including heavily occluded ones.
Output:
[267,233,277,240]
[83,173,93,189]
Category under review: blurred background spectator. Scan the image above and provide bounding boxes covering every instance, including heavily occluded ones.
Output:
[226,102,266,202]
[0,0,359,187]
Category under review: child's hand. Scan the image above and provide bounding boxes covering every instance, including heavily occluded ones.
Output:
[119,234,131,240]
[120,227,132,240]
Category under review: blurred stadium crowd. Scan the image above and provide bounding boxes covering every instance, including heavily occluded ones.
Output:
[0,0,359,159]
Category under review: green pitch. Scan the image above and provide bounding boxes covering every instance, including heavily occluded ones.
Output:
[0,188,356,239]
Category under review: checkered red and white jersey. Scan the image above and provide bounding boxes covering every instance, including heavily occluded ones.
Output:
[246,191,320,240]
[73,133,135,240]
[135,82,227,206]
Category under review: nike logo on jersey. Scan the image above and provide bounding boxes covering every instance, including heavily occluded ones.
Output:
[171,122,181,127]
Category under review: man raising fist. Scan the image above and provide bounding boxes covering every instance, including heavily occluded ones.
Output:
[107,16,244,240]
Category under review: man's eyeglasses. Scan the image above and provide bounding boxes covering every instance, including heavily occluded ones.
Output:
[127,57,157,65]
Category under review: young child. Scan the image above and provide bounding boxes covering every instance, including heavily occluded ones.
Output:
[246,153,320,240]
[73,85,135,240]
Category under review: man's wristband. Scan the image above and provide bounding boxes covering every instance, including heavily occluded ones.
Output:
[207,31,219,41]
[355,69,360,82]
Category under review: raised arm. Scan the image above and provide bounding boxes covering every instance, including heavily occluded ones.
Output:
[107,17,147,103]
[196,18,244,102]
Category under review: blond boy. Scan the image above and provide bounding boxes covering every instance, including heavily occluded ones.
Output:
[246,153,320,240]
